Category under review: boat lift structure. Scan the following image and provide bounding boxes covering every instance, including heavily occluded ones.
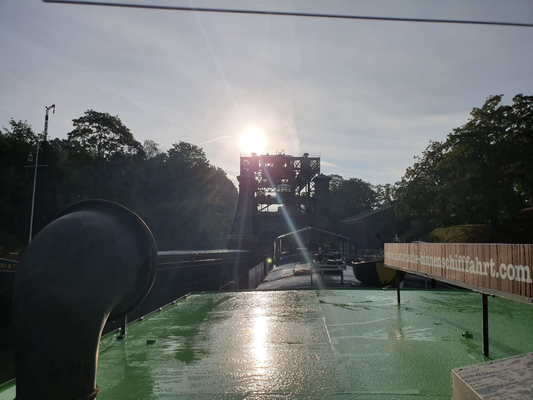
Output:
[227,151,331,252]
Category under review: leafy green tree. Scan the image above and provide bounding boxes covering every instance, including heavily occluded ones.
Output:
[0,121,38,248]
[155,142,236,249]
[397,94,533,228]
[329,174,377,223]
[68,110,143,167]
[132,140,238,250]
[2,119,37,144]
[168,141,209,168]
[503,94,533,206]
[395,140,449,225]
[0,113,238,251]
[441,94,533,226]
[374,183,397,206]
[67,110,145,197]
[143,139,162,159]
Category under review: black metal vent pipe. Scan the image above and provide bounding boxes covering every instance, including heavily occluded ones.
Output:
[13,200,158,400]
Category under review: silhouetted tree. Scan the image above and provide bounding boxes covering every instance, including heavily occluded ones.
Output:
[396,94,533,227]
[329,175,377,224]
[68,110,144,167]
[1,114,238,251]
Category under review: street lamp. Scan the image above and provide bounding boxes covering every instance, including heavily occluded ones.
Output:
[28,104,55,243]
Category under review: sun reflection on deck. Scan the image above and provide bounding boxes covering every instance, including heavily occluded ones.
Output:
[251,307,268,369]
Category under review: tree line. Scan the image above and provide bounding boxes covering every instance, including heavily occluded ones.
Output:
[0,110,238,251]
[395,94,533,228]
[327,94,533,233]
[2,94,531,251]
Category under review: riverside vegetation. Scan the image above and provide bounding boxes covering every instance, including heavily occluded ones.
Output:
[1,94,532,252]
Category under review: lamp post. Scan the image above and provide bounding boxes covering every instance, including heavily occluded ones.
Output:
[28,104,55,244]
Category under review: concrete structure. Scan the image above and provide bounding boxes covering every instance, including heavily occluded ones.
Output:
[227,152,331,251]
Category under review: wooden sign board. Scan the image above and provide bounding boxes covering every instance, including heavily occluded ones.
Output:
[384,243,533,304]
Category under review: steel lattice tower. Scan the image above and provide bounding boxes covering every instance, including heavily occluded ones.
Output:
[227,151,331,251]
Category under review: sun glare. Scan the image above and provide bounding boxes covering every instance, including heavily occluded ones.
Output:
[239,125,267,154]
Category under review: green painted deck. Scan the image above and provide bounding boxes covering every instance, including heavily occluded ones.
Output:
[2,289,533,399]
[97,290,532,399]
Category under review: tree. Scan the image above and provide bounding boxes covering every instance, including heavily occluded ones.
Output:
[2,119,37,144]
[504,94,533,206]
[167,141,209,168]
[68,110,143,167]
[441,94,533,226]
[375,183,397,206]
[133,140,237,250]
[1,111,240,252]
[143,140,162,159]
[67,110,144,197]
[395,140,449,225]
[329,175,377,224]
[396,94,533,228]
[0,121,38,248]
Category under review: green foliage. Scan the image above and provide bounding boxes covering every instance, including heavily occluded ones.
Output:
[2,119,37,144]
[0,120,38,248]
[396,94,533,228]
[0,111,237,251]
[395,140,449,225]
[425,223,533,244]
[426,225,493,243]
[68,110,144,165]
[374,183,397,205]
[168,141,209,168]
[143,140,161,159]
[138,143,237,249]
[329,174,378,223]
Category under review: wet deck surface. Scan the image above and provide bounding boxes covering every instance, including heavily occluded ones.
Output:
[2,263,532,399]
[87,289,533,399]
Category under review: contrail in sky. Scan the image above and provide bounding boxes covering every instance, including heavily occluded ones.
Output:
[197,135,232,145]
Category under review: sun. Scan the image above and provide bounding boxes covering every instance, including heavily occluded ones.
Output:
[239,125,267,154]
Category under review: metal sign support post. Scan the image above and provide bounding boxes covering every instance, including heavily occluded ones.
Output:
[482,294,489,357]
[396,273,401,304]
[117,316,127,340]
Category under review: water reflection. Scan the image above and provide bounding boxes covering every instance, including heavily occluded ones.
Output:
[170,295,231,364]
[97,339,155,399]
[251,306,268,369]
[390,329,403,340]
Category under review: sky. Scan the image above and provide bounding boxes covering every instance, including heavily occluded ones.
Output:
[1,0,532,185]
